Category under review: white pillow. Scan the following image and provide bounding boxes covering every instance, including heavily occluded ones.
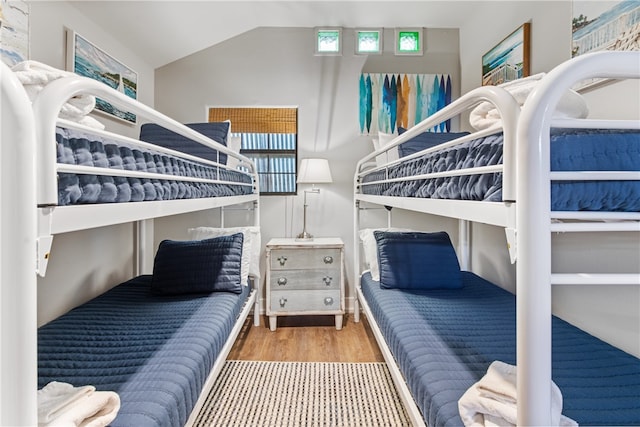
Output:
[377,131,400,164]
[226,134,242,169]
[359,227,413,281]
[188,226,261,285]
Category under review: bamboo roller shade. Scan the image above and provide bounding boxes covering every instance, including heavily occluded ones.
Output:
[208,107,297,134]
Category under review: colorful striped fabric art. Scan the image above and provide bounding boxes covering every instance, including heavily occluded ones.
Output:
[359,73,452,135]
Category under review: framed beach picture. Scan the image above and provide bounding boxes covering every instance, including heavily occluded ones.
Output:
[572,0,640,90]
[482,23,531,86]
[66,29,137,124]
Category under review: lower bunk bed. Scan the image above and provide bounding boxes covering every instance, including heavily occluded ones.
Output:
[358,268,640,427]
[38,272,255,427]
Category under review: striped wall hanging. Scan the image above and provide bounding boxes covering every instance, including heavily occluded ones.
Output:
[359,73,452,135]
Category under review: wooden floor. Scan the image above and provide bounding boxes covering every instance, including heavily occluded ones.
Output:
[228,314,384,363]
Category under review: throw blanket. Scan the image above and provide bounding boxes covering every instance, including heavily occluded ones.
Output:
[458,361,578,427]
[38,382,120,427]
[11,60,104,130]
[469,73,588,130]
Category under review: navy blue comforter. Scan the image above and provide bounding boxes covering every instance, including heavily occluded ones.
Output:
[361,271,640,426]
[38,276,250,427]
[361,129,640,211]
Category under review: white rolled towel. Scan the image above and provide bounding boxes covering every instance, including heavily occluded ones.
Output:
[11,60,105,130]
[469,73,589,131]
[38,381,120,427]
[458,361,578,427]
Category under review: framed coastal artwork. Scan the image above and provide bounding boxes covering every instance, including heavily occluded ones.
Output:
[66,29,138,124]
[0,0,30,66]
[572,0,640,90]
[482,23,531,86]
[359,73,452,135]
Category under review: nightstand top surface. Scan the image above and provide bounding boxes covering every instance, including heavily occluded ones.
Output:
[267,237,344,248]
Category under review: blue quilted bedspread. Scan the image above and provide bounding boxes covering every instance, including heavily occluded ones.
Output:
[361,129,640,211]
[38,275,250,427]
[56,127,253,206]
[361,271,640,426]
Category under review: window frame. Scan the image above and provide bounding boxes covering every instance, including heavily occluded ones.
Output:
[208,107,298,196]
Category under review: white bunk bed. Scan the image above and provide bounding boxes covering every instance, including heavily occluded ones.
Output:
[353,51,640,426]
[0,61,261,425]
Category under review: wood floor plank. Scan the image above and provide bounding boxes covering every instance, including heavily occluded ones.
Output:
[229,314,384,362]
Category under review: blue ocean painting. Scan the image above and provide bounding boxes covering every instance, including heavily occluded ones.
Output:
[73,33,137,123]
[359,73,452,136]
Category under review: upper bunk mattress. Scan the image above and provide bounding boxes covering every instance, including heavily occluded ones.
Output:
[360,128,640,211]
[360,271,640,427]
[38,275,250,427]
[56,127,253,206]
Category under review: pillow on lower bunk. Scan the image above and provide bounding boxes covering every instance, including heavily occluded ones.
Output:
[374,230,462,290]
[397,127,470,157]
[188,226,261,285]
[151,233,244,295]
[359,227,414,281]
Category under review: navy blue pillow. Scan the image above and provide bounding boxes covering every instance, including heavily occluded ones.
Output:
[139,122,230,164]
[151,233,244,295]
[397,127,470,158]
[374,231,462,290]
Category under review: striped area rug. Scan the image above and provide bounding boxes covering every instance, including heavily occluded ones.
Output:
[194,360,410,426]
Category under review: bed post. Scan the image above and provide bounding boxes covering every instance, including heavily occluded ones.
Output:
[353,199,361,323]
[0,62,38,425]
[458,219,471,271]
[252,200,261,327]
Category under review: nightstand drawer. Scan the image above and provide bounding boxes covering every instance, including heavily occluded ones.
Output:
[270,268,340,290]
[270,248,340,270]
[270,290,340,313]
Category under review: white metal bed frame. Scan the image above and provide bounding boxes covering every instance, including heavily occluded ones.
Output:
[0,63,262,425]
[353,51,640,427]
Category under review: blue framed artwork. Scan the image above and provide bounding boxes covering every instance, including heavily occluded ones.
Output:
[66,29,138,124]
[359,73,452,135]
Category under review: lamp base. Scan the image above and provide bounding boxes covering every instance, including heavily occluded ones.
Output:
[295,231,314,241]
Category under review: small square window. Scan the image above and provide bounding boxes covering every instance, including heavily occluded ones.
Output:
[395,28,423,56]
[315,28,342,55]
[356,29,382,55]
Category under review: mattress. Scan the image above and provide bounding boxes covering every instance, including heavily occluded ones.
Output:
[38,275,250,427]
[360,271,640,427]
[56,126,253,206]
[360,128,640,211]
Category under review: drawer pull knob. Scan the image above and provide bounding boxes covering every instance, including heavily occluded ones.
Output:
[323,276,332,286]
[277,256,288,266]
[323,256,334,264]
[277,277,288,286]
[324,297,334,306]
[279,298,287,307]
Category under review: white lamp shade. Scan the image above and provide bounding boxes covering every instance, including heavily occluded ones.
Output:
[297,158,333,184]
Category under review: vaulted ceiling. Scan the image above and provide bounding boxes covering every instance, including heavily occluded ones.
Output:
[69,1,480,69]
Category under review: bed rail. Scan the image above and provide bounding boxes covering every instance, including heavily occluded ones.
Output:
[516,50,640,426]
[354,84,519,202]
[0,62,38,425]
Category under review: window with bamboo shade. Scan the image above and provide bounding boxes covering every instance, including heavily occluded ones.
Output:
[208,107,298,195]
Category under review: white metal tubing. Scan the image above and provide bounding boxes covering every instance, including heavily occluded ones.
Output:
[32,75,257,206]
[550,221,640,233]
[458,219,471,271]
[0,62,38,425]
[353,200,361,323]
[552,274,640,285]
[550,171,640,181]
[516,51,640,426]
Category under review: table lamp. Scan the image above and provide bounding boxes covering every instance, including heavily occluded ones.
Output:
[296,158,333,240]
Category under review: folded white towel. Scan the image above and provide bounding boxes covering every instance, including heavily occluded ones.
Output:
[11,60,105,130]
[38,381,120,427]
[458,361,578,427]
[469,73,588,131]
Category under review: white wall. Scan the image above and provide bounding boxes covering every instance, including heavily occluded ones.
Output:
[29,2,157,325]
[154,26,461,311]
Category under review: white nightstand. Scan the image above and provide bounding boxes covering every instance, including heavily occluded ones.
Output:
[265,237,345,331]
